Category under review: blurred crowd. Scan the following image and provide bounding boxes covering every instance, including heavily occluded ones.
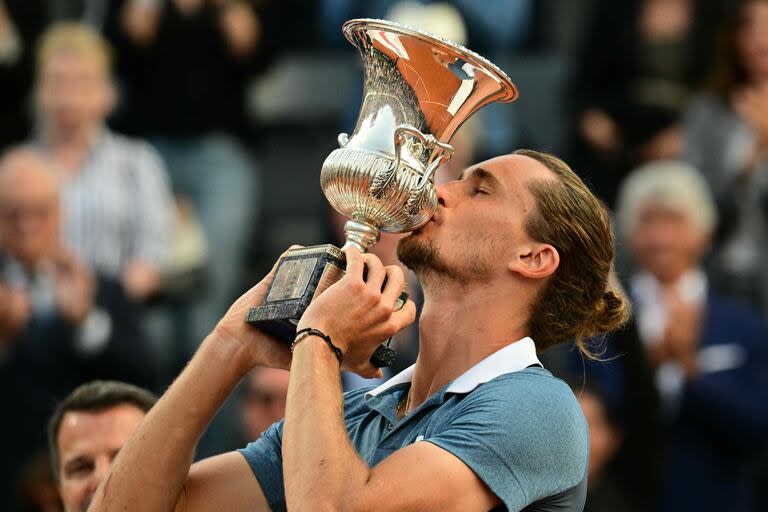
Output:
[1,0,767,511]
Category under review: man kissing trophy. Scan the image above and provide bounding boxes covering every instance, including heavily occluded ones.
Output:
[247,19,518,366]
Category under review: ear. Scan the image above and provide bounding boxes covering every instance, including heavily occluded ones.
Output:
[509,243,559,280]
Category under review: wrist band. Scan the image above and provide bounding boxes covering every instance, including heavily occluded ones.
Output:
[292,328,343,365]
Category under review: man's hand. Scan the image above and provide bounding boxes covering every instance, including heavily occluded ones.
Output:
[640,124,683,161]
[218,0,261,59]
[659,288,701,378]
[123,259,162,301]
[296,247,417,377]
[213,251,293,372]
[121,0,161,47]
[580,109,621,154]
[51,250,95,325]
[0,282,30,342]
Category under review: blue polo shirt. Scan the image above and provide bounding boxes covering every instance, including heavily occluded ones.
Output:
[239,337,588,511]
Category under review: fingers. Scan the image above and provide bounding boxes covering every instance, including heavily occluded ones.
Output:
[343,360,385,380]
[381,265,406,307]
[390,299,417,333]
[344,246,364,281]
[361,252,386,291]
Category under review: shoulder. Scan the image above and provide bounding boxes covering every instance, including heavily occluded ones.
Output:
[463,368,584,426]
[102,131,167,171]
[429,369,588,507]
[683,93,740,130]
[685,92,729,116]
[467,369,587,461]
[447,368,587,462]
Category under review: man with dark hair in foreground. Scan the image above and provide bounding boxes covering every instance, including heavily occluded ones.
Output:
[89,151,628,511]
[49,380,157,512]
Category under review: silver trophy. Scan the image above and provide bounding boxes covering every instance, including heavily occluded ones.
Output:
[247,19,518,365]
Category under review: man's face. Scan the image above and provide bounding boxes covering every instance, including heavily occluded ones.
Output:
[629,202,708,283]
[0,162,60,267]
[36,51,113,133]
[240,368,290,440]
[398,154,553,283]
[737,0,768,82]
[57,404,145,512]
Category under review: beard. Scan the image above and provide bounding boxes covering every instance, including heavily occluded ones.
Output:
[397,235,448,276]
[397,233,493,285]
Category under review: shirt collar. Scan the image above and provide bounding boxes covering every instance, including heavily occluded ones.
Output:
[34,125,109,169]
[631,268,708,307]
[365,337,541,399]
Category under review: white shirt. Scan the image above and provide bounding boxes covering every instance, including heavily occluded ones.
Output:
[631,269,746,412]
[366,336,542,399]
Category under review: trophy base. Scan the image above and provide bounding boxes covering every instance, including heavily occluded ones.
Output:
[246,244,401,368]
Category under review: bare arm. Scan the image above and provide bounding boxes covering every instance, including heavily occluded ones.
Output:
[283,248,499,511]
[89,264,291,512]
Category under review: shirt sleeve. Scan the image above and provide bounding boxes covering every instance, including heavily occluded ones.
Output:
[423,374,588,511]
[126,141,174,269]
[235,388,372,512]
[238,419,287,512]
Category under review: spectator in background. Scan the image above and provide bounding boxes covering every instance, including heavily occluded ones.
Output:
[616,160,768,512]
[33,22,173,304]
[322,0,532,157]
[17,451,62,512]
[568,379,636,512]
[570,0,721,207]
[0,1,42,151]
[320,0,532,53]
[0,0,139,152]
[107,0,269,351]
[546,312,663,511]
[683,0,768,313]
[48,381,157,512]
[0,149,154,512]
[238,367,289,443]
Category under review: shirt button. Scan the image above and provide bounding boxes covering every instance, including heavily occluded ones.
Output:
[387,422,394,430]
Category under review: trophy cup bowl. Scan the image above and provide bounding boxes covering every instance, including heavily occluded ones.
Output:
[247,19,518,366]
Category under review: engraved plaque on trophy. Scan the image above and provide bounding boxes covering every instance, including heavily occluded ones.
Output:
[246,18,518,367]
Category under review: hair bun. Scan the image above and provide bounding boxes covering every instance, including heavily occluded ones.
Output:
[592,288,630,334]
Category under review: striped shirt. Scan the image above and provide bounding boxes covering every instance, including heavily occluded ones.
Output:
[40,129,173,279]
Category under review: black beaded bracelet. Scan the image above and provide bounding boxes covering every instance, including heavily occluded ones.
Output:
[292,328,344,366]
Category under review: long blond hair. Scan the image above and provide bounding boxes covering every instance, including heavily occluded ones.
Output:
[517,149,630,357]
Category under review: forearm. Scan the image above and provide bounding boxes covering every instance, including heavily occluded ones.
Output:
[89,331,252,512]
[283,337,370,511]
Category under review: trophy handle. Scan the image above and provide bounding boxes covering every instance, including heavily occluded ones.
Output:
[397,128,453,188]
[370,124,453,198]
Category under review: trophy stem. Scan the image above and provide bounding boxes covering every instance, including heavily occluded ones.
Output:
[342,219,380,253]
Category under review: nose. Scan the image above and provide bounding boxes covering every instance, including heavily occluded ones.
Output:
[435,181,459,208]
[87,456,112,496]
